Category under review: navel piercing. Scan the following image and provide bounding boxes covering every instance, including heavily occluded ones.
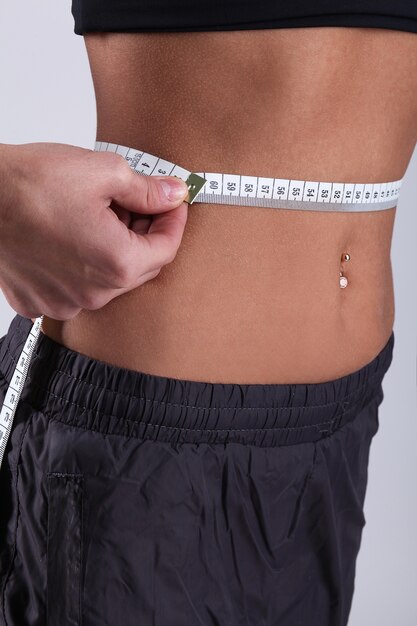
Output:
[339,252,350,288]
[339,271,348,288]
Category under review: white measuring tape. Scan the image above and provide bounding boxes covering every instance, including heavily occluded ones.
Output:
[95,141,402,211]
[0,316,43,467]
[0,140,403,469]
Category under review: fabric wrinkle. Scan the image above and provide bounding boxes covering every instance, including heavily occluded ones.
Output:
[0,314,394,626]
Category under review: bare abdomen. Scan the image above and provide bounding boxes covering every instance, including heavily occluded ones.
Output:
[40,27,417,383]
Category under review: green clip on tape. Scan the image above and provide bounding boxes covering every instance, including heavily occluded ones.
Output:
[183,173,207,204]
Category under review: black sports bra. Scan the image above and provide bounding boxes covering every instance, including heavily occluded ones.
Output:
[71,1,417,36]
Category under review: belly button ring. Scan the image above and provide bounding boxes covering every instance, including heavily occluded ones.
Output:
[339,252,350,288]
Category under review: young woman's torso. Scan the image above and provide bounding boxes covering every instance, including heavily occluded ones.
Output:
[40,27,417,383]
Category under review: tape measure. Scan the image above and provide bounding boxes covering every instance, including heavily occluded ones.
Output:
[0,141,404,470]
[95,141,402,212]
[0,316,43,467]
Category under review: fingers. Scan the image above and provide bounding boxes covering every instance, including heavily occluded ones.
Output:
[121,201,189,283]
[109,200,132,228]
[96,153,191,279]
[110,163,189,215]
[93,199,188,292]
[84,152,191,296]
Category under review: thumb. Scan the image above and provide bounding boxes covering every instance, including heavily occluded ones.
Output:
[110,171,189,215]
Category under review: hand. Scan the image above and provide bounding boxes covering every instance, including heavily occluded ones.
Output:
[0,142,189,321]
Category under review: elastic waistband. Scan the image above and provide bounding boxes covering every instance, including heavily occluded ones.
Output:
[0,314,394,447]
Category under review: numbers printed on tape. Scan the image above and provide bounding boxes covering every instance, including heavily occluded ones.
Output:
[0,315,44,468]
[95,141,402,212]
[0,140,405,468]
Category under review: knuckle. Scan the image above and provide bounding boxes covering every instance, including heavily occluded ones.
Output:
[108,256,132,288]
[98,248,131,288]
[101,151,126,168]
[145,181,158,208]
[112,159,132,186]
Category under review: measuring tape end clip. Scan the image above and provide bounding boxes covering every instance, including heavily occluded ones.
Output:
[183,173,207,204]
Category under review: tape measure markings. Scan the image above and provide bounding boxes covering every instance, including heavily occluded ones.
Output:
[0,316,43,467]
[0,139,404,467]
[95,141,402,211]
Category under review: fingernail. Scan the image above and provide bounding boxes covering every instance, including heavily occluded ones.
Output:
[156,177,189,202]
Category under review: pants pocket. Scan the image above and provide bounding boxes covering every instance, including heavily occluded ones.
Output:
[46,472,84,626]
